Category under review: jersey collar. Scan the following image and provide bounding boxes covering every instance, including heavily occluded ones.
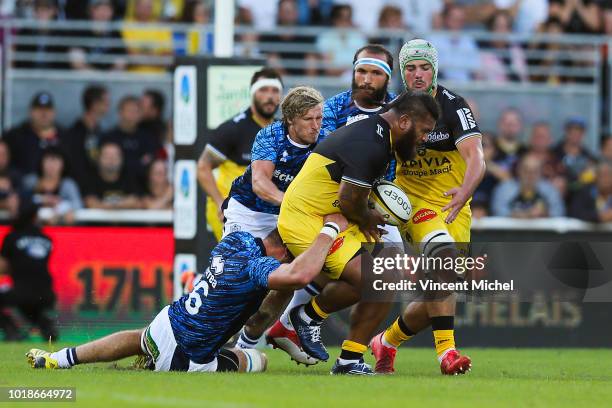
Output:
[286,134,311,148]
[255,237,267,256]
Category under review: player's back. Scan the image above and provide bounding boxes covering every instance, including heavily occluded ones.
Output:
[168,231,279,364]
[283,115,393,217]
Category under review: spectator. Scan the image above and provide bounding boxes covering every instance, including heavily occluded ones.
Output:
[238,0,278,30]
[3,92,65,175]
[526,122,564,189]
[142,158,173,209]
[122,0,172,72]
[295,0,333,26]
[0,141,20,216]
[471,132,511,218]
[568,161,612,222]
[14,0,69,69]
[62,85,111,190]
[0,197,58,341]
[378,5,405,30]
[175,0,211,55]
[553,117,597,196]
[83,141,142,209]
[477,10,528,82]
[22,147,83,225]
[260,0,318,76]
[316,4,367,77]
[393,0,444,33]
[493,108,527,174]
[605,3,612,35]
[493,0,549,33]
[492,153,565,218]
[601,137,612,162]
[528,17,568,84]
[331,0,387,31]
[548,0,602,34]
[139,89,167,146]
[102,95,161,179]
[430,4,481,82]
[68,0,127,71]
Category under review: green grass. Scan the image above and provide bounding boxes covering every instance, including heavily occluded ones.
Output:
[1,342,611,408]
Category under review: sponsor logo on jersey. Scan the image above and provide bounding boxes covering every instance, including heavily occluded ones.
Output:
[407,156,451,168]
[273,169,294,183]
[426,131,450,143]
[279,150,289,162]
[346,114,368,126]
[412,208,437,224]
[442,89,456,100]
[456,108,476,130]
[328,236,345,255]
[376,124,384,138]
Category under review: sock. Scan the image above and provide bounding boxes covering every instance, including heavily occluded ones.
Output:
[236,329,259,349]
[431,316,455,361]
[279,283,321,329]
[338,340,367,364]
[300,298,328,324]
[51,347,79,368]
[383,317,415,349]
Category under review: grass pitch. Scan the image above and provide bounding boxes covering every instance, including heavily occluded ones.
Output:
[1,342,611,407]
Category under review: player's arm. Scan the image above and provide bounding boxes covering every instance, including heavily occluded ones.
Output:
[251,160,284,206]
[268,213,348,290]
[197,146,226,208]
[338,181,385,242]
[442,137,486,223]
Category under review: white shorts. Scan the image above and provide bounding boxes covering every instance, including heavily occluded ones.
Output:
[223,197,279,240]
[141,306,218,372]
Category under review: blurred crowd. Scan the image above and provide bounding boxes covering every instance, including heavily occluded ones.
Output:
[0,0,610,81]
[468,103,612,222]
[0,86,174,223]
[0,0,611,224]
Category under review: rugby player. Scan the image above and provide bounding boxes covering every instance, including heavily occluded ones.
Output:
[26,213,349,372]
[222,86,323,240]
[197,68,282,241]
[263,44,403,362]
[370,39,485,375]
[221,86,323,364]
[281,91,439,375]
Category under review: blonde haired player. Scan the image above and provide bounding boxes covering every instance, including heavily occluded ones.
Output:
[197,68,282,240]
[370,39,485,375]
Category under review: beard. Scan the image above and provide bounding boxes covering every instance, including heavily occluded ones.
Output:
[394,125,419,163]
[253,98,279,119]
[351,77,388,106]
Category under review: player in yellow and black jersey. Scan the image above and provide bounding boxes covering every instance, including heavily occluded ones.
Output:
[197,68,282,240]
[370,39,485,376]
[279,91,439,375]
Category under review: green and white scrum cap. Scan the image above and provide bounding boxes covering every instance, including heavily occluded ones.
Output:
[399,39,438,94]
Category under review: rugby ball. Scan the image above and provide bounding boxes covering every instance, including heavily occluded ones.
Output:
[368,180,412,226]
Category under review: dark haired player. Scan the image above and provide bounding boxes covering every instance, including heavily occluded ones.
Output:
[370,39,485,376]
[280,91,439,375]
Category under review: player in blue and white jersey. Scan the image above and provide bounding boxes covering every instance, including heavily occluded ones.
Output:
[26,214,349,373]
[223,86,324,239]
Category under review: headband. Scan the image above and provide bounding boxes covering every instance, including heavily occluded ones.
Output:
[250,78,283,97]
[353,57,392,77]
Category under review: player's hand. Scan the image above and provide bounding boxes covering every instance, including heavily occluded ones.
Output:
[360,210,386,242]
[442,187,470,224]
[323,213,349,233]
